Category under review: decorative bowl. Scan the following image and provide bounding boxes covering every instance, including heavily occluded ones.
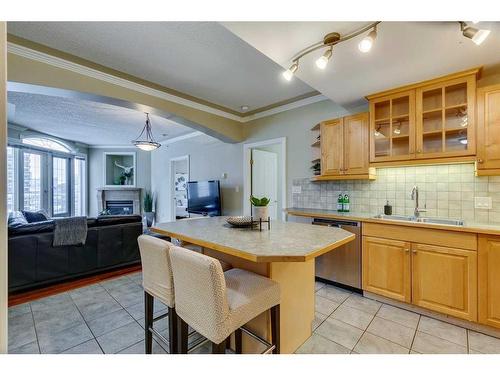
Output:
[226,216,256,227]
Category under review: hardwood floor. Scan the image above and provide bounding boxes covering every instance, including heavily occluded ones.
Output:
[8,264,142,307]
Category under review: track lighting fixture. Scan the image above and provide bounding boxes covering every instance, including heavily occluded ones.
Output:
[315,47,333,70]
[282,62,299,81]
[460,21,490,45]
[281,22,380,81]
[358,26,377,53]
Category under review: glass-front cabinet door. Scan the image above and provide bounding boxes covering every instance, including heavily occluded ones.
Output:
[370,90,415,162]
[416,76,476,159]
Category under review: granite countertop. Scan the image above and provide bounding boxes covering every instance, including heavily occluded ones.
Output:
[286,208,500,236]
[151,216,355,262]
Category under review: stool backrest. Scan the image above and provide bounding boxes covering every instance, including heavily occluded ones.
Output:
[138,235,175,308]
[169,246,229,336]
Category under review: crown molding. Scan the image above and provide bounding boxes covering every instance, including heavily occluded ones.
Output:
[7,41,327,123]
[88,131,203,148]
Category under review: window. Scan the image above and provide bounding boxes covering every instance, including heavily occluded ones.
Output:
[7,147,17,212]
[8,137,87,217]
[52,157,69,216]
[22,137,71,153]
[74,158,86,216]
[23,151,43,211]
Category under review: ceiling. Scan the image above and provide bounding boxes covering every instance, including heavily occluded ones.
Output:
[7,92,195,146]
[223,21,500,106]
[7,21,315,114]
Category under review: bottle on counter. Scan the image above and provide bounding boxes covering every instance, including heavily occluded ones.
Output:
[343,194,350,212]
[384,200,393,215]
[337,194,344,212]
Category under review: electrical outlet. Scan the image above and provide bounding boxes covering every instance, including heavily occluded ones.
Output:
[292,185,302,194]
[475,196,492,210]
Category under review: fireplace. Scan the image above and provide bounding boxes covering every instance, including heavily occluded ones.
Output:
[97,188,141,215]
[106,200,134,215]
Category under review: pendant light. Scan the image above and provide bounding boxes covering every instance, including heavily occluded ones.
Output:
[132,113,161,151]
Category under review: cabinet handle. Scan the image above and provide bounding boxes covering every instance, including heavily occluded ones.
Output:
[412,249,417,254]
[477,158,484,164]
[417,149,422,153]
[405,248,410,253]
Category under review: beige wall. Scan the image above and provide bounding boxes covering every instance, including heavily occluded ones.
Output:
[0,22,8,354]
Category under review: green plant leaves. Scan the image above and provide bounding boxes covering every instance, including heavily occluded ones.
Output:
[250,196,270,206]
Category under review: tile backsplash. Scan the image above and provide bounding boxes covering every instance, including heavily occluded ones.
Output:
[292,163,500,224]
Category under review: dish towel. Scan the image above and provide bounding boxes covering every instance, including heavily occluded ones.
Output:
[53,216,88,247]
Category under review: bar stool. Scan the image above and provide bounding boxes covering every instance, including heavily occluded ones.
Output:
[138,235,178,354]
[169,245,281,354]
[138,235,233,354]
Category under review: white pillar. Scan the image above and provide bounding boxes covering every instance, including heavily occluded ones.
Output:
[0,21,7,354]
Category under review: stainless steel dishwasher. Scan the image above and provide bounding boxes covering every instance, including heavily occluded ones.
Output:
[312,218,362,290]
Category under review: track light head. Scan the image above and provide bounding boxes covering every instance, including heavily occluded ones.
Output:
[315,48,333,70]
[282,62,299,81]
[461,22,490,45]
[358,27,377,53]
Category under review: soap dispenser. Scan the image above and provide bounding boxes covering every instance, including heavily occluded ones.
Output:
[384,200,392,216]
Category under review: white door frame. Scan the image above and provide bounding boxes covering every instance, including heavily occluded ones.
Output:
[243,137,286,221]
[169,155,190,221]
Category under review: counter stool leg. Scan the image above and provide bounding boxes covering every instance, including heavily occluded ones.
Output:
[270,305,280,354]
[168,307,179,354]
[144,292,154,354]
[235,329,242,354]
[212,340,226,354]
[177,318,189,354]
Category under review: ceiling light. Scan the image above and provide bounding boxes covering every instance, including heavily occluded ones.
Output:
[240,105,249,111]
[358,26,377,53]
[132,113,161,151]
[393,126,401,135]
[281,22,380,80]
[460,22,491,45]
[459,138,468,145]
[282,62,299,81]
[315,48,333,70]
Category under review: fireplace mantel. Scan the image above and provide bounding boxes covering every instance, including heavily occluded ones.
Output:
[97,188,142,215]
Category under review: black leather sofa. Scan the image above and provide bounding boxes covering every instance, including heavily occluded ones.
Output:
[8,215,143,293]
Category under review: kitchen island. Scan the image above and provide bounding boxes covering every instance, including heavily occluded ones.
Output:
[152,216,354,353]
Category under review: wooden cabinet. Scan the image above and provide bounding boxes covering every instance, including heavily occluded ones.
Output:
[320,118,344,175]
[362,223,478,321]
[362,236,411,302]
[416,75,476,159]
[367,68,480,166]
[412,243,477,321]
[477,84,500,175]
[316,112,375,180]
[344,112,371,175]
[478,235,500,328]
[369,90,416,162]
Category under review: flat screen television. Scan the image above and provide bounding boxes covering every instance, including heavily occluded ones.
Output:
[187,180,221,216]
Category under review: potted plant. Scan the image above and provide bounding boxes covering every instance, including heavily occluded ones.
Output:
[143,190,154,227]
[250,196,270,221]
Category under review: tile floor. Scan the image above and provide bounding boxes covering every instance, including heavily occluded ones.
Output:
[296,281,500,354]
[8,273,500,354]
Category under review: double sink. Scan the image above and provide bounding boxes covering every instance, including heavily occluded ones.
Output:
[373,214,464,226]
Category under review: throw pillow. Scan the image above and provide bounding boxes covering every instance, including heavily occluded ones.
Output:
[22,210,51,223]
[8,211,28,227]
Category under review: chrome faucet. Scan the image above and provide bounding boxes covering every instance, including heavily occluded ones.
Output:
[410,185,427,218]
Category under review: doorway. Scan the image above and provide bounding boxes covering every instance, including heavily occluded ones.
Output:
[169,155,190,221]
[243,138,286,221]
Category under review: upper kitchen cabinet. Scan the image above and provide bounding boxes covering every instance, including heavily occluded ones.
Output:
[369,90,415,162]
[416,75,476,159]
[367,68,480,166]
[477,84,500,176]
[314,112,375,181]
